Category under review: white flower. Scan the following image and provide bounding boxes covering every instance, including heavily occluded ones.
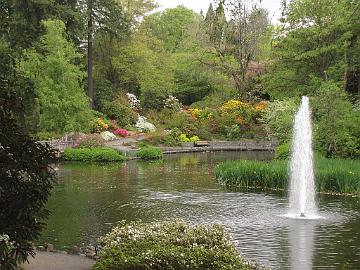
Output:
[100,131,117,141]
[135,116,156,132]
[126,93,141,110]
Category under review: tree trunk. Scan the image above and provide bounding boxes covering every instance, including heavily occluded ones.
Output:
[87,0,94,109]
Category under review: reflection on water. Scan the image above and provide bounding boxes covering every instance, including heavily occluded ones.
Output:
[289,220,315,270]
[40,152,360,269]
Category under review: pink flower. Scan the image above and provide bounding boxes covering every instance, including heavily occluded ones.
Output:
[114,128,127,137]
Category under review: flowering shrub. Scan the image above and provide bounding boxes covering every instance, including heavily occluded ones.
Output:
[95,118,108,132]
[126,93,141,110]
[94,220,262,270]
[0,234,16,269]
[220,99,251,114]
[114,128,127,137]
[254,101,267,112]
[100,131,117,141]
[135,116,156,132]
[164,95,182,111]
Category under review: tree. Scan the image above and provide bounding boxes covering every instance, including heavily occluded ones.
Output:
[201,0,268,98]
[81,0,129,108]
[18,19,93,134]
[0,38,57,269]
[263,0,360,99]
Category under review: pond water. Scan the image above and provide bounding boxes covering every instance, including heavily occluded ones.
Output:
[40,152,360,269]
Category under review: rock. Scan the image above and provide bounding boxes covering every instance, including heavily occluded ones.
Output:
[85,245,96,259]
[45,243,54,252]
[37,245,45,251]
[69,245,80,255]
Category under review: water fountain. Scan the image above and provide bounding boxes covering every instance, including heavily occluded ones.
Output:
[288,96,317,218]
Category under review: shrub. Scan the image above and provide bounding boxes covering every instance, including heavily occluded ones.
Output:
[275,142,291,160]
[74,133,105,148]
[103,96,138,127]
[0,115,57,269]
[135,116,156,132]
[114,128,127,137]
[259,99,298,143]
[137,146,163,160]
[93,220,260,270]
[94,118,109,132]
[62,147,124,162]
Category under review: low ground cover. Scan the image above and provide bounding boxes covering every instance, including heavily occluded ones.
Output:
[93,220,266,270]
[62,147,124,162]
[215,158,360,195]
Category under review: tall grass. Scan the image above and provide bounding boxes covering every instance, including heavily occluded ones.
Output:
[215,158,360,195]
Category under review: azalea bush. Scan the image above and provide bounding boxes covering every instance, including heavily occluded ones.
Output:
[95,118,109,132]
[93,220,261,270]
[126,93,141,111]
[114,128,127,137]
[100,131,117,141]
[136,116,156,132]
[164,95,182,111]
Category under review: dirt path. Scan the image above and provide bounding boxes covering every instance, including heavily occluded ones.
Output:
[21,252,95,270]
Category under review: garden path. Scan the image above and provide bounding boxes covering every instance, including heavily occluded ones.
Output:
[21,252,94,270]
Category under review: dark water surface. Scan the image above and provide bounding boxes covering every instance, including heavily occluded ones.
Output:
[40,152,360,269]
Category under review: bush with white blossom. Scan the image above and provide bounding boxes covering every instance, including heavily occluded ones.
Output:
[164,95,182,111]
[93,220,266,270]
[100,131,117,141]
[0,234,16,269]
[126,93,141,110]
[135,116,156,132]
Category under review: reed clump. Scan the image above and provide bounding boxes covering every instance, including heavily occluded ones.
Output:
[215,158,360,195]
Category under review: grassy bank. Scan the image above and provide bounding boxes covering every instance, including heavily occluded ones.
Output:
[215,158,360,195]
[62,147,125,162]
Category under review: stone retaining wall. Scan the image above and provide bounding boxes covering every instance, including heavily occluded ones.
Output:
[162,140,277,154]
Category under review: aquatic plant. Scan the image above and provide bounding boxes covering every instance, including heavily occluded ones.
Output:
[215,158,360,195]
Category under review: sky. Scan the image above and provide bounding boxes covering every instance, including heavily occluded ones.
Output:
[156,0,282,23]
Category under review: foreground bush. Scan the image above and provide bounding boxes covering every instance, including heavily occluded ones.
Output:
[93,220,264,270]
[137,146,163,160]
[62,147,124,162]
[0,114,57,269]
[215,158,360,195]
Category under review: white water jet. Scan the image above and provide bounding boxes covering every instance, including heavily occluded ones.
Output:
[288,96,317,217]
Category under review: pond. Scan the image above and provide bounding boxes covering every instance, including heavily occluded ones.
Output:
[40,151,360,269]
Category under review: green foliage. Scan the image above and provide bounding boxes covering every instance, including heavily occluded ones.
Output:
[103,95,138,127]
[142,6,198,52]
[275,143,291,160]
[18,19,93,134]
[312,81,360,158]
[62,147,124,162]
[263,0,359,97]
[136,146,163,160]
[0,113,57,269]
[260,99,298,143]
[215,158,360,195]
[93,220,257,270]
